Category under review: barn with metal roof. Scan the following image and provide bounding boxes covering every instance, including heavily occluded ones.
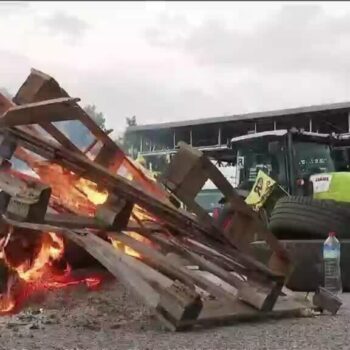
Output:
[125,101,350,170]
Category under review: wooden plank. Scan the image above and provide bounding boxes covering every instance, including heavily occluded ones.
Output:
[151,234,245,277]
[111,232,196,288]
[13,68,70,105]
[312,287,342,315]
[177,246,244,290]
[126,220,163,233]
[194,297,315,329]
[111,232,236,302]
[0,98,80,127]
[154,234,283,311]
[44,213,109,229]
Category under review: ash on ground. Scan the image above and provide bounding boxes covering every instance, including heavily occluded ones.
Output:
[0,277,350,350]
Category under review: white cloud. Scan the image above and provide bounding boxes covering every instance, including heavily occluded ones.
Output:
[1,2,350,134]
[40,11,90,43]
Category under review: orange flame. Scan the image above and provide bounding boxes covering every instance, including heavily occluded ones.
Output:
[0,155,160,314]
[0,230,103,314]
[109,232,142,259]
[15,232,64,282]
[32,162,108,215]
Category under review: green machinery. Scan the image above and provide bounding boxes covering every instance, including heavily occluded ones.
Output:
[230,128,350,203]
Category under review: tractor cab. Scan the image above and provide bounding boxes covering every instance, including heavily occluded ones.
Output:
[231,129,336,196]
[332,133,350,171]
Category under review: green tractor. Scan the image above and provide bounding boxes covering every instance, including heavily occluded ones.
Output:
[229,128,350,239]
[229,128,350,292]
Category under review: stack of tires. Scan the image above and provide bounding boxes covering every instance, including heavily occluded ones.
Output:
[267,196,350,291]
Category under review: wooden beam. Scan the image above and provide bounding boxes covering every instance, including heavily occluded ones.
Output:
[195,296,315,328]
[13,68,70,105]
[44,213,109,229]
[0,98,80,127]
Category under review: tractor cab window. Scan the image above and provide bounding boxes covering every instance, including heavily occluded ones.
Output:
[293,141,335,177]
[236,138,286,190]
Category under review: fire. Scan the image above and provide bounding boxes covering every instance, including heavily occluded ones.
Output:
[75,178,108,205]
[0,157,159,315]
[32,161,155,260]
[0,229,103,314]
[32,162,108,215]
[15,232,64,282]
[109,232,142,259]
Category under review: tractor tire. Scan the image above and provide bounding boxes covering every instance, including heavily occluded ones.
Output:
[269,196,350,239]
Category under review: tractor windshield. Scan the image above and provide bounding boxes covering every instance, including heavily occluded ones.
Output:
[294,141,335,177]
[235,138,286,190]
[234,135,335,192]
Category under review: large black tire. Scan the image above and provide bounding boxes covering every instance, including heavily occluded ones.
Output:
[269,196,350,239]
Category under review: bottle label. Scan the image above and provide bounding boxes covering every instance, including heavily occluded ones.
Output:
[323,246,340,259]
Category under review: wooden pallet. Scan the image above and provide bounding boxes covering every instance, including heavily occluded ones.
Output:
[0,69,341,330]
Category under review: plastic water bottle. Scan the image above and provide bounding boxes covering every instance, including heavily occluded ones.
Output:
[323,232,342,294]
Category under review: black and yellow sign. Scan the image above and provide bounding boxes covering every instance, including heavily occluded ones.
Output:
[245,170,276,210]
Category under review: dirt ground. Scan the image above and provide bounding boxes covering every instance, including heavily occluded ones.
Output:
[0,274,349,350]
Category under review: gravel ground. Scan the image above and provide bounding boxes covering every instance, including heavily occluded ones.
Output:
[0,275,349,350]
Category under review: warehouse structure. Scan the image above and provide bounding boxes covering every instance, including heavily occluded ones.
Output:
[125,101,350,173]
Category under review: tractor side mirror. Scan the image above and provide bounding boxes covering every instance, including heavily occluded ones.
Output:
[268,141,280,154]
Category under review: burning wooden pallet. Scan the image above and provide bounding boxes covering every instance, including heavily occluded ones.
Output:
[0,69,341,330]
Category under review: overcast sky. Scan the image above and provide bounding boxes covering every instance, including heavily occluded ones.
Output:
[2,1,350,136]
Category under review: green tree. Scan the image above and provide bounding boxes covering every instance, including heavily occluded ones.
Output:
[126,115,137,127]
[113,116,138,157]
[84,104,106,131]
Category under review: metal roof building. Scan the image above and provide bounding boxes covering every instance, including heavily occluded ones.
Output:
[125,101,350,169]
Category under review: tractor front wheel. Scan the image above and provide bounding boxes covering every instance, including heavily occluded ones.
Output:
[269,196,350,239]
